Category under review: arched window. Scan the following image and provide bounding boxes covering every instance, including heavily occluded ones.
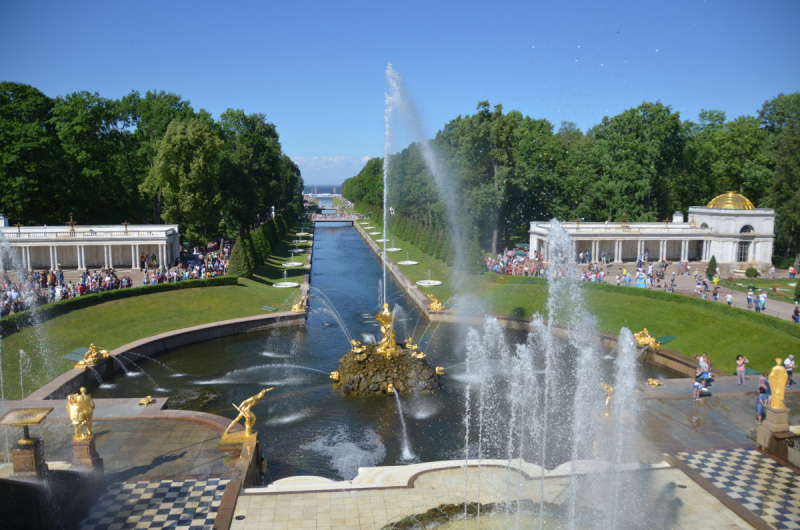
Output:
[700,223,709,229]
[740,225,754,234]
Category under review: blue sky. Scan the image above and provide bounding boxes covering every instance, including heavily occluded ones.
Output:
[2,0,798,185]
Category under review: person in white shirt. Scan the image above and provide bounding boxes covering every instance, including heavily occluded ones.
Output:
[725,293,733,305]
[785,355,795,387]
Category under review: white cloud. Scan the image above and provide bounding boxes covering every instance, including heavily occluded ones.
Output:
[291,155,375,185]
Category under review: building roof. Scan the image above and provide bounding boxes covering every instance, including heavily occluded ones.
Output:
[706,191,755,210]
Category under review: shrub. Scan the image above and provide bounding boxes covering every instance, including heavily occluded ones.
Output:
[772,255,795,270]
[707,255,717,278]
[228,235,255,278]
[252,225,271,264]
[745,267,759,278]
[0,275,238,337]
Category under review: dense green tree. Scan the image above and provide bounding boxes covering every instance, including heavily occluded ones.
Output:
[0,82,64,225]
[707,255,717,278]
[228,235,255,278]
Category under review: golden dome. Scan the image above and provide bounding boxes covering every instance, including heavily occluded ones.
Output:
[706,191,755,210]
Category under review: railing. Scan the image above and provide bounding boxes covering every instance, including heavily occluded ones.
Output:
[531,223,713,235]
[0,230,175,240]
[311,214,365,221]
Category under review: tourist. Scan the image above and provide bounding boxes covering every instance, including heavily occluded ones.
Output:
[712,287,719,302]
[694,353,711,389]
[785,355,795,387]
[756,389,768,424]
[746,290,753,309]
[793,306,800,324]
[770,266,775,279]
[693,366,704,401]
[736,355,749,386]
[726,292,733,306]
[695,279,702,293]
[759,372,771,403]
[789,264,796,279]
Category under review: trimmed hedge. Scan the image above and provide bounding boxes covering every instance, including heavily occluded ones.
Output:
[1,275,239,338]
[485,274,800,339]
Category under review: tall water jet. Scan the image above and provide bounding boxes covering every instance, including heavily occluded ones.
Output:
[392,391,414,461]
[382,66,394,307]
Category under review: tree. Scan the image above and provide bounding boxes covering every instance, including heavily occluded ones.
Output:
[758,92,800,133]
[465,234,484,274]
[590,102,684,222]
[252,225,271,264]
[707,255,717,278]
[143,118,224,243]
[228,235,255,278]
[764,122,800,262]
[0,82,64,224]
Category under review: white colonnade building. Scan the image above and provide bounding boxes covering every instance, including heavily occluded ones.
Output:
[0,215,181,271]
[529,192,775,273]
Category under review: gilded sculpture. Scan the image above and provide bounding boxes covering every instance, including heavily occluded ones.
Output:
[436,366,444,375]
[427,294,443,312]
[350,340,367,355]
[601,382,614,418]
[633,329,660,351]
[291,296,308,313]
[387,383,395,394]
[66,394,91,440]
[138,396,155,406]
[224,388,273,437]
[646,378,663,387]
[375,303,399,357]
[330,371,340,381]
[768,358,788,409]
[76,343,110,368]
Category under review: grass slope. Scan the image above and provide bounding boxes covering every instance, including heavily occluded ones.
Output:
[1,227,310,400]
[362,225,800,375]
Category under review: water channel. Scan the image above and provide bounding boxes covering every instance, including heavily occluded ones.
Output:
[95,222,680,482]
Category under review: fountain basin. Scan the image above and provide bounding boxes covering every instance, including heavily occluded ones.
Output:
[273,282,300,288]
[369,232,382,235]
[282,262,304,267]
[375,239,390,242]
[296,232,310,236]
[385,248,401,252]
[416,280,442,286]
[292,239,306,243]
[288,249,305,253]
[397,261,418,265]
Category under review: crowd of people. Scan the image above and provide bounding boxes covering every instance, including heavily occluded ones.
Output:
[0,243,230,318]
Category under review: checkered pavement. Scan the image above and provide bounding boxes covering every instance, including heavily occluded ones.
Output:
[80,478,228,530]
[674,448,800,529]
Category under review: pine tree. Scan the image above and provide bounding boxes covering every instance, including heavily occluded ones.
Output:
[426,228,438,255]
[228,235,255,278]
[434,231,445,259]
[265,221,279,248]
[466,234,484,274]
[414,222,425,247]
[445,236,456,266]
[402,218,414,241]
[439,234,450,263]
[420,226,431,253]
[252,225,271,264]
[707,255,717,278]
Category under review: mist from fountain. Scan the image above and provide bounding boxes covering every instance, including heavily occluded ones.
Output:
[392,391,415,461]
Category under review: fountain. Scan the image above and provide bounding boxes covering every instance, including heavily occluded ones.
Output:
[273,270,300,288]
[332,304,441,396]
[397,251,418,266]
[416,269,442,287]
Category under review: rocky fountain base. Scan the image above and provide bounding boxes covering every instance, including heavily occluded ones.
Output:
[334,343,442,396]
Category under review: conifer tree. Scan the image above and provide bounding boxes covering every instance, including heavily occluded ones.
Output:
[252,225,271,264]
[466,234,484,274]
[426,228,438,255]
[434,231,444,259]
[707,255,717,278]
[228,235,255,278]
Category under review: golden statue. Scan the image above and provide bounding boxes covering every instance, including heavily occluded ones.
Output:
[355,353,368,362]
[224,388,273,437]
[405,338,419,352]
[349,339,367,355]
[601,383,614,418]
[633,329,660,351]
[387,383,395,394]
[76,343,109,368]
[375,303,399,357]
[66,394,91,440]
[436,366,444,375]
[76,387,94,434]
[427,294,443,312]
[330,371,340,381]
[769,358,788,409]
[291,296,308,313]
[412,352,427,359]
[138,396,155,406]
[647,378,663,387]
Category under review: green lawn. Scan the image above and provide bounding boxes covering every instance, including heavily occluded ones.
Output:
[1,227,309,400]
[362,226,800,375]
[331,197,344,207]
[719,277,798,304]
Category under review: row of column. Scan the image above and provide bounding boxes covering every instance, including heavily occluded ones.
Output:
[531,237,708,263]
[0,244,169,271]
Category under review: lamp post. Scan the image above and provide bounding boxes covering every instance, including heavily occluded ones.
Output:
[14,223,23,235]
[122,222,130,234]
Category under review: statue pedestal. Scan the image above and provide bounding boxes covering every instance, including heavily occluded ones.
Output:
[757,406,790,451]
[12,438,48,477]
[220,430,258,451]
[72,436,103,470]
